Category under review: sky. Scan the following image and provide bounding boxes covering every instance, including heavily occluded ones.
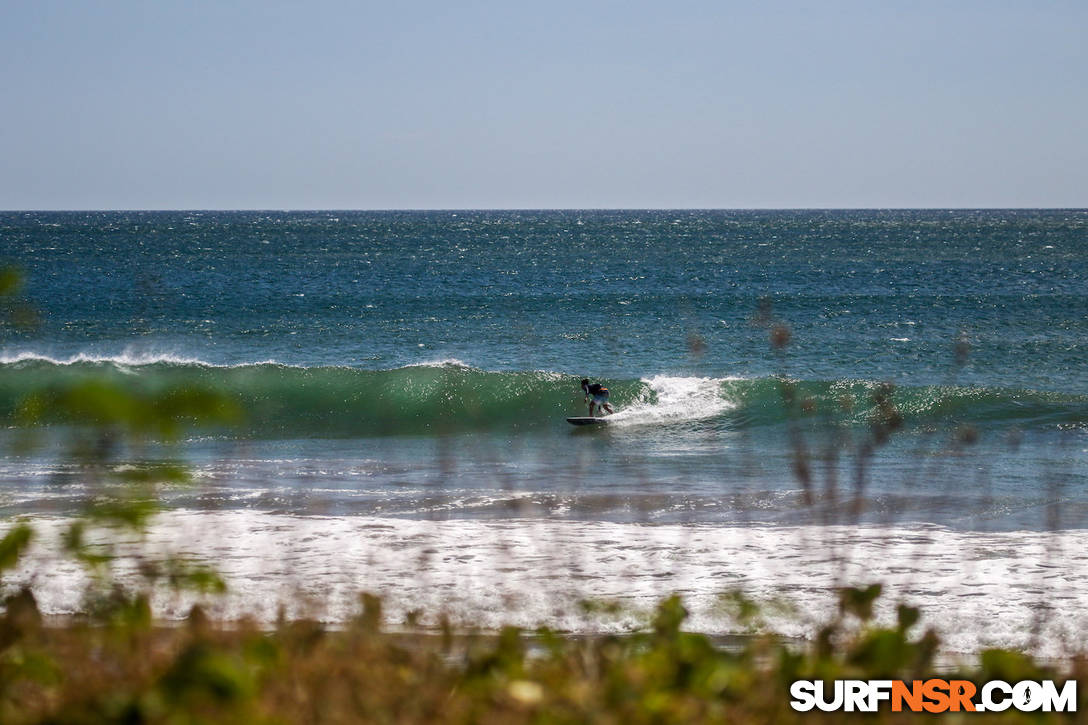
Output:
[1,0,1085,209]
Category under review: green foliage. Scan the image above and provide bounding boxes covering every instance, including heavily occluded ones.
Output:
[0,589,42,650]
[17,380,241,439]
[839,583,882,621]
[86,495,161,530]
[0,524,33,574]
[897,603,920,631]
[0,579,1079,722]
[165,558,228,595]
[62,521,112,568]
[0,267,20,297]
[0,265,38,333]
[979,647,1052,683]
[652,594,689,638]
[717,590,763,631]
[578,597,625,617]
[357,591,383,632]
[159,640,258,708]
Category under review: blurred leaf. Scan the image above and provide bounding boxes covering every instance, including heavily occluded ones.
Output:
[0,267,20,297]
[59,381,139,427]
[159,641,255,706]
[9,303,39,331]
[717,590,761,628]
[96,590,152,630]
[979,648,1047,682]
[114,463,190,486]
[18,380,241,438]
[14,394,44,427]
[770,325,792,349]
[62,521,112,567]
[0,524,33,573]
[578,598,624,616]
[839,583,882,621]
[652,595,688,639]
[847,628,911,677]
[0,588,42,650]
[358,592,383,633]
[86,497,159,531]
[156,387,242,425]
[0,647,59,687]
[896,603,920,632]
[167,558,227,594]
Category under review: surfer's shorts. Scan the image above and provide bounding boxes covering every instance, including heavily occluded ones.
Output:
[592,391,610,404]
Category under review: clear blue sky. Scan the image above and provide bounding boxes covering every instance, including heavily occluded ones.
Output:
[2,1,1085,209]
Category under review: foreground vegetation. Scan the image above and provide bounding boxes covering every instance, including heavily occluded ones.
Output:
[0,585,1081,723]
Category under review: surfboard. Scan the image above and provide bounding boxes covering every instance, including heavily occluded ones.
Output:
[566,417,608,426]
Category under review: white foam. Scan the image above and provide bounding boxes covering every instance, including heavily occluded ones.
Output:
[7,513,1084,657]
[606,376,736,426]
[399,358,476,370]
[0,349,295,368]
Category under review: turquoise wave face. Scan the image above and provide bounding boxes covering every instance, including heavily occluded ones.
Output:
[721,377,1088,430]
[0,359,647,436]
[0,359,1084,439]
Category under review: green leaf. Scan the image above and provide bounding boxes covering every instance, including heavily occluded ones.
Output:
[86,497,160,530]
[62,522,112,567]
[896,603,920,631]
[0,524,33,573]
[839,583,882,621]
[167,558,227,594]
[0,267,21,296]
[652,594,689,638]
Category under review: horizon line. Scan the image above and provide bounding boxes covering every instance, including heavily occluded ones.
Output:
[3,206,1086,213]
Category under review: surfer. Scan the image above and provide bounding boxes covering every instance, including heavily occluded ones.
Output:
[580,378,615,417]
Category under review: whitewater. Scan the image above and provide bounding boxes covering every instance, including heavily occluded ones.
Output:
[5,512,1087,658]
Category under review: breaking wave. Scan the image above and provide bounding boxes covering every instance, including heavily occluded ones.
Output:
[0,356,1083,438]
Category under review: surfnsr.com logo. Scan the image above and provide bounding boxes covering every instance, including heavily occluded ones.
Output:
[790,679,1077,713]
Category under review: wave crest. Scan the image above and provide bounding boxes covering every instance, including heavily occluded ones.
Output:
[0,358,1082,438]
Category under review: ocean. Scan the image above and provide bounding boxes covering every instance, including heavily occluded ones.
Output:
[1,209,1086,655]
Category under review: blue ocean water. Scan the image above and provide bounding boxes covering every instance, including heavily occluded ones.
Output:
[2,209,1088,652]
[0,209,1085,531]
